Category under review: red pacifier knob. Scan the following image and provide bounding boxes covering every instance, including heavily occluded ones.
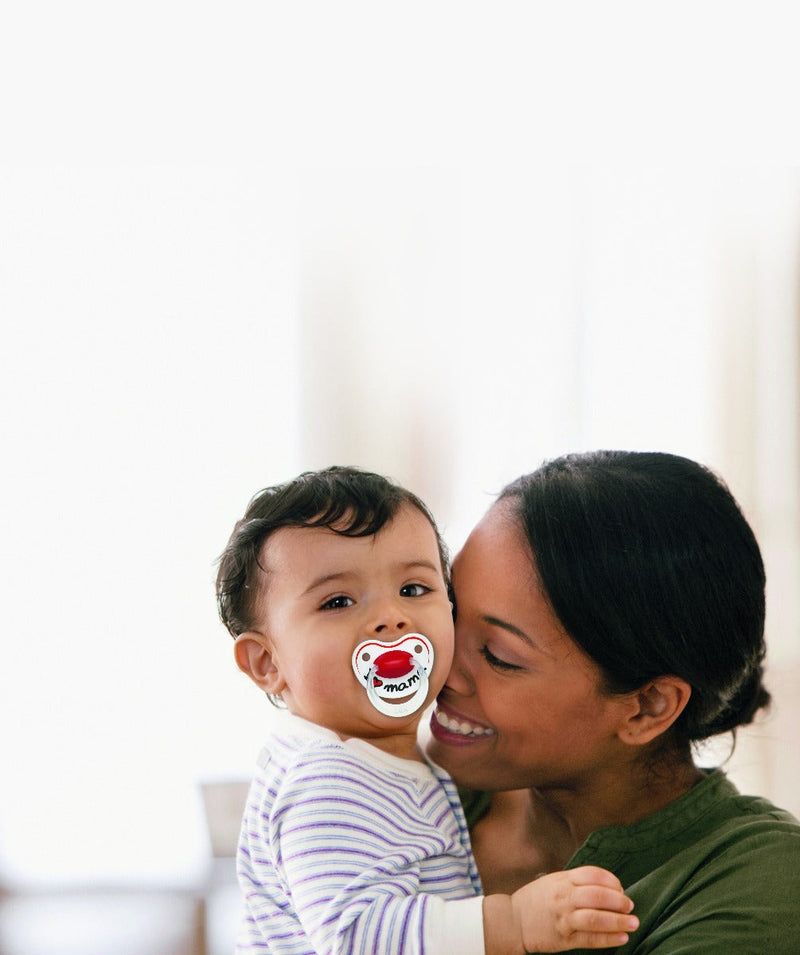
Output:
[373,649,414,679]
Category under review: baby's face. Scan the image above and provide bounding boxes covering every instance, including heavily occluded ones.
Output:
[252,504,454,742]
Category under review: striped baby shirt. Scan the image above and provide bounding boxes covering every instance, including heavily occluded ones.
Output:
[236,712,484,954]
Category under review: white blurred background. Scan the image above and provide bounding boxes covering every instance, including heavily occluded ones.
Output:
[1,3,799,953]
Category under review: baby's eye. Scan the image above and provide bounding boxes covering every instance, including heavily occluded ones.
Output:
[400,583,431,598]
[320,595,355,611]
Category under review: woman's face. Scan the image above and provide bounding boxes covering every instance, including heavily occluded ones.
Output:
[426,500,631,793]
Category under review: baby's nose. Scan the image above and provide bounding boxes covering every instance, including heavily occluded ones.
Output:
[370,599,408,635]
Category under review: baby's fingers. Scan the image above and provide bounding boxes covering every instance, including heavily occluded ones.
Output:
[569,865,624,892]
[571,884,635,914]
[567,908,640,949]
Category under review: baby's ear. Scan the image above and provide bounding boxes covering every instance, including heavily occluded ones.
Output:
[234,632,286,697]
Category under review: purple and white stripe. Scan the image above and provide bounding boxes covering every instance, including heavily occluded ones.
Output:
[236,721,482,954]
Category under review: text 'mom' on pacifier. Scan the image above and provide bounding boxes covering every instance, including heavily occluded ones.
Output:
[351,633,434,717]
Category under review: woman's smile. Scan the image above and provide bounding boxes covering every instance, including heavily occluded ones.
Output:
[430,702,495,741]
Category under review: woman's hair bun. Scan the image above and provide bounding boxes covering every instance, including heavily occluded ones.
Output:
[693,665,772,739]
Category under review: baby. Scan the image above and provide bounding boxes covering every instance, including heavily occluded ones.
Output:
[216,466,637,954]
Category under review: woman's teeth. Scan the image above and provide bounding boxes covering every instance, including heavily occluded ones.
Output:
[435,709,494,737]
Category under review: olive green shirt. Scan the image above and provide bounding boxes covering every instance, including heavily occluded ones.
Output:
[462,770,800,953]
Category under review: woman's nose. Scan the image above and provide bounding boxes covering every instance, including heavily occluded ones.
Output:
[443,632,474,695]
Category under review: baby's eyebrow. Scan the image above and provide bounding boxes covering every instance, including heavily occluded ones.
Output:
[301,571,351,595]
[302,559,442,596]
[399,559,442,574]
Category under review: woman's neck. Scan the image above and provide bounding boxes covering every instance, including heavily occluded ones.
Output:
[529,758,706,860]
[471,756,706,894]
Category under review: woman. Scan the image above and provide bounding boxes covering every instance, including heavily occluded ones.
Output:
[427,450,800,952]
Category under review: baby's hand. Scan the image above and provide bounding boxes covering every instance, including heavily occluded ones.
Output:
[511,865,638,952]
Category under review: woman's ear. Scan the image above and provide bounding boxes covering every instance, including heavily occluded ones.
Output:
[234,632,286,697]
[619,676,692,745]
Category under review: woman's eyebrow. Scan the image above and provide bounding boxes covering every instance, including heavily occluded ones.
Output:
[482,615,533,645]
[482,615,556,658]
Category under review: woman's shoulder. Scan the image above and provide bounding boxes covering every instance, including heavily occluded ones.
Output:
[626,815,800,953]
[697,774,800,859]
[674,769,800,852]
[600,773,800,953]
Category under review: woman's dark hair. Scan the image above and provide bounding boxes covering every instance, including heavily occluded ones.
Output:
[216,465,448,638]
[500,450,770,750]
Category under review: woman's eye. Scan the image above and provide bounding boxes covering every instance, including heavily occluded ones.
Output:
[400,583,431,597]
[320,595,354,611]
[479,645,522,672]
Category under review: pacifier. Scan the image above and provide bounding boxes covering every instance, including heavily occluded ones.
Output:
[351,633,434,718]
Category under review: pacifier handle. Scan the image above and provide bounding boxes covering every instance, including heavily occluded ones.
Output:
[352,633,434,719]
[365,667,431,717]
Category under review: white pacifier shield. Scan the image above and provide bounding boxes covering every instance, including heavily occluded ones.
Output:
[351,633,434,718]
